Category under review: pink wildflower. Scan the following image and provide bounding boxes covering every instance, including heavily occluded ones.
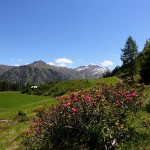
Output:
[67,96,71,99]
[85,95,91,100]
[131,92,137,97]
[72,108,78,113]
[113,91,120,96]
[62,103,69,107]
[32,122,39,127]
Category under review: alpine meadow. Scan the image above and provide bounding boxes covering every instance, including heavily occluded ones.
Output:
[0,1,150,150]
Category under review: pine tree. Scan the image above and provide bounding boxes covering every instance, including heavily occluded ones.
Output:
[121,36,138,81]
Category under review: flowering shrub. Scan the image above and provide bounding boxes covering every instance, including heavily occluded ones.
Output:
[21,82,145,150]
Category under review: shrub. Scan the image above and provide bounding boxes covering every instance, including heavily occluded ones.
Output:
[15,110,29,122]
[18,109,26,116]
[21,82,145,150]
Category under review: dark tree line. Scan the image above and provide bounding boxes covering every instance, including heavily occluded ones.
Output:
[140,39,150,84]
[0,81,30,91]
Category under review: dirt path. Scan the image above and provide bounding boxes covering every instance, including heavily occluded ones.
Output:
[0,119,13,123]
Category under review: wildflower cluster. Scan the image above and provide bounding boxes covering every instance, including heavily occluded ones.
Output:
[22,82,145,150]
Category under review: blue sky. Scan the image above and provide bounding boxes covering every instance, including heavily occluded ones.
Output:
[0,0,150,70]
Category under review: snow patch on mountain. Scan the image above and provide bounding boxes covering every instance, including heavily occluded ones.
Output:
[76,66,89,71]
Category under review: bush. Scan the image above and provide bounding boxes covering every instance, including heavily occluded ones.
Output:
[21,82,145,150]
[15,110,29,122]
[18,109,26,116]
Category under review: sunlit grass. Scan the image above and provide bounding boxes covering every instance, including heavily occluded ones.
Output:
[0,91,57,119]
[0,92,58,149]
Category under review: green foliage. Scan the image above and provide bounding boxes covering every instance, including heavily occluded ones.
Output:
[120,36,138,81]
[0,81,25,91]
[111,66,120,76]
[18,109,27,116]
[22,77,119,97]
[14,110,29,122]
[140,40,150,84]
[121,36,138,65]
[21,82,145,150]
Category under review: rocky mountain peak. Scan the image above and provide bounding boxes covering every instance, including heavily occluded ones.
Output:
[31,60,47,65]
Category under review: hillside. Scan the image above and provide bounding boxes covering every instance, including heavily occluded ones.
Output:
[75,64,109,78]
[0,65,14,76]
[0,65,70,84]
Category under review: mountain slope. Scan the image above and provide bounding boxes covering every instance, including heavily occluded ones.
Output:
[75,64,110,78]
[0,61,110,84]
[0,65,70,84]
[0,65,14,76]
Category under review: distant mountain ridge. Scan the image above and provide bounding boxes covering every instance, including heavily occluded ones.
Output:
[0,61,110,84]
[0,65,15,76]
[75,64,109,78]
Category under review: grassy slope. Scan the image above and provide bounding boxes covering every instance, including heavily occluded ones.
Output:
[120,86,150,150]
[88,77,119,87]
[0,122,30,150]
[0,92,57,150]
[0,91,57,119]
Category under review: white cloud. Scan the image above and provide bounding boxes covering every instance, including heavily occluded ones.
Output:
[47,62,55,65]
[89,63,96,65]
[15,64,20,66]
[47,58,73,67]
[55,58,73,64]
[18,58,23,62]
[101,61,114,67]
[57,63,66,67]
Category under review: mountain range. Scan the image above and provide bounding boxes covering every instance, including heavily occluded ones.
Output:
[0,61,110,84]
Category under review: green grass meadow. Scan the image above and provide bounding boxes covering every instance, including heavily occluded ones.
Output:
[0,92,57,150]
[0,91,57,119]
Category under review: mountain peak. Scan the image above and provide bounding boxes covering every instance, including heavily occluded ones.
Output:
[31,60,46,65]
[75,64,110,79]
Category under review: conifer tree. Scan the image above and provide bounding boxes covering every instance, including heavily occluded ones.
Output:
[121,36,138,81]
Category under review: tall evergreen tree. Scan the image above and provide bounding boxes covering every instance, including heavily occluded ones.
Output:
[144,38,150,47]
[121,36,138,81]
[140,40,150,84]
